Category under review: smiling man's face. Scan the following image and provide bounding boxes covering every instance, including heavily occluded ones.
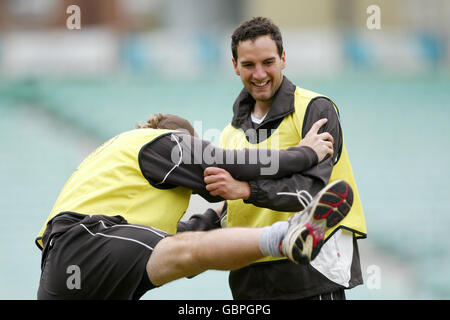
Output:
[233,35,286,107]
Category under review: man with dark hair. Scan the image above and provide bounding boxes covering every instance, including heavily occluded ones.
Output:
[36,113,347,299]
[231,16,284,61]
[209,17,367,300]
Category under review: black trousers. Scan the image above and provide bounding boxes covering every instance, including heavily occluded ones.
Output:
[38,213,169,300]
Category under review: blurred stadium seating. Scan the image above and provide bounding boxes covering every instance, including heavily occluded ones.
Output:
[1,72,449,299]
[0,0,449,300]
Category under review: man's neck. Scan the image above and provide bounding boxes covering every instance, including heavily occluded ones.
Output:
[253,100,272,119]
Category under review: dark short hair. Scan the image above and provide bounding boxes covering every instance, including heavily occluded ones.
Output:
[231,17,283,61]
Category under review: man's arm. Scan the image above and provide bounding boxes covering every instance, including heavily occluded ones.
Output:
[216,97,343,212]
[139,133,319,202]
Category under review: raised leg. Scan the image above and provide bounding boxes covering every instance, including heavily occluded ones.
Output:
[146,227,263,286]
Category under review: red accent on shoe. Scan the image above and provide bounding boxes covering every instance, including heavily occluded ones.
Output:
[327,184,349,199]
[305,222,323,248]
[314,208,333,219]
[319,198,344,208]
[278,241,283,256]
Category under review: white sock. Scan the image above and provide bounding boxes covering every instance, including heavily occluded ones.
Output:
[259,221,289,258]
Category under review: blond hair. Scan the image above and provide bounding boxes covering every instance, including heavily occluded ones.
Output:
[136,113,165,129]
[136,113,197,136]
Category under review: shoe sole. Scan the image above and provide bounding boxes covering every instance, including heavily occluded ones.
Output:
[289,180,353,264]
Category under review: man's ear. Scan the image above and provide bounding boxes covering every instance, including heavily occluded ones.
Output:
[232,58,240,76]
[281,50,286,70]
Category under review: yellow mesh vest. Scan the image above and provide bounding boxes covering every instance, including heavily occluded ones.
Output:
[36,129,192,249]
[220,87,367,263]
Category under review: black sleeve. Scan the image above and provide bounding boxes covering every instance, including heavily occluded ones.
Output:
[177,208,221,232]
[244,97,343,212]
[139,132,318,203]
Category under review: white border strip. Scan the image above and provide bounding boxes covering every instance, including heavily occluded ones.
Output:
[80,223,154,251]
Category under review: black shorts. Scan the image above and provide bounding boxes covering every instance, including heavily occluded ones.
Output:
[37,213,169,300]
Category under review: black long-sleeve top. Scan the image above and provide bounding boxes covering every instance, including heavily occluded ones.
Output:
[138,130,319,231]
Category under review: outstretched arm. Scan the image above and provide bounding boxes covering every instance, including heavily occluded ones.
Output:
[139,130,320,202]
[204,117,336,201]
[208,98,342,211]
